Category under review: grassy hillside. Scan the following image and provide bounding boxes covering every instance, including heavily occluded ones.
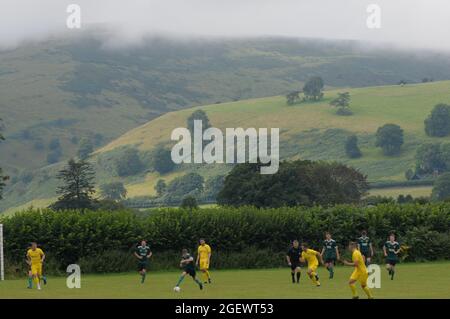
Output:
[2,33,450,175]
[2,80,450,213]
[97,80,450,184]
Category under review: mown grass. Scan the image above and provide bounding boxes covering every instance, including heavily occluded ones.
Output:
[1,262,449,299]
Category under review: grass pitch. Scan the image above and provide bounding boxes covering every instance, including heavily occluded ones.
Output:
[1,262,449,299]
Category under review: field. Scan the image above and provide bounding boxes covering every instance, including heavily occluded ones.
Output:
[368,186,433,198]
[1,262,449,299]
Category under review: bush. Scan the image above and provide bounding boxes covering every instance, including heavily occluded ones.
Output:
[1,204,449,275]
[403,227,450,261]
[345,135,361,158]
[336,107,353,116]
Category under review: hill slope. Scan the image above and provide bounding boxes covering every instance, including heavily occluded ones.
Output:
[2,80,450,213]
[2,32,450,174]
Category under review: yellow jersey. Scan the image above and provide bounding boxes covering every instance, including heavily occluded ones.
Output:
[352,249,367,273]
[27,248,44,265]
[301,249,319,267]
[198,244,211,260]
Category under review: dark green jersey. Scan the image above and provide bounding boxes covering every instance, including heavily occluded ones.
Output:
[136,245,151,262]
[384,241,400,260]
[322,239,337,258]
[358,236,371,253]
[181,254,195,272]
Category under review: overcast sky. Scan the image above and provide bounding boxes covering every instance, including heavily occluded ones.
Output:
[1,0,449,51]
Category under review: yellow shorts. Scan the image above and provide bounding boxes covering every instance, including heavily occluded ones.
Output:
[308,264,318,273]
[199,259,209,270]
[350,270,368,285]
[31,263,42,276]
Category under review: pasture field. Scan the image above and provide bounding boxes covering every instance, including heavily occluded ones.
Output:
[368,186,433,198]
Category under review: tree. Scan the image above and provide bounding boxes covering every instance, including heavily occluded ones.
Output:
[330,92,350,108]
[286,91,301,105]
[77,138,94,160]
[153,146,174,174]
[405,168,416,180]
[415,143,445,175]
[439,143,450,171]
[180,196,198,210]
[187,109,211,134]
[303,76,324,101]
[51,159,97,210]
[204,175,225,200]
[375,124,404,156]
[330,92,353,115]
[155,179,167,197]
[0,119,9,199]
[165,173,204,203]
[217,160,368,208]
[115,148,144,177]
[431,172,450,201]
[424,104,450,137]
[345,135,362,158]
[100,182,127,201]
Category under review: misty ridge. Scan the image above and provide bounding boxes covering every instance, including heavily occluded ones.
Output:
[2,0,450,51]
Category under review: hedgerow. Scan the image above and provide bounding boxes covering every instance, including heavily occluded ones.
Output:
[1,203,448,274]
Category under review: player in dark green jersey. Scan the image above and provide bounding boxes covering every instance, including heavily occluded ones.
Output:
[175,249,203,290]
[321,232,340,279]
[357,230,374,265]
[383,233,400,280]
[134,240,152,284]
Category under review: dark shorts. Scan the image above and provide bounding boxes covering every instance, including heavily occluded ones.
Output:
[325,257,336,264]
[361,251,371,259]
[184,268,196,278]
[290,262,301,271]
[386,259,397,266]
[138,261,149,271]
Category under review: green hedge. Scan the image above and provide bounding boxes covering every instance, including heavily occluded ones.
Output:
[1,204,449,275]
[369,179,434,189]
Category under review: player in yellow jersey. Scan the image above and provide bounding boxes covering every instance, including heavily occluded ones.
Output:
[26,242,45,290]
[196,238,212,284]
[300,243,323,287]
[342,242,373,299]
